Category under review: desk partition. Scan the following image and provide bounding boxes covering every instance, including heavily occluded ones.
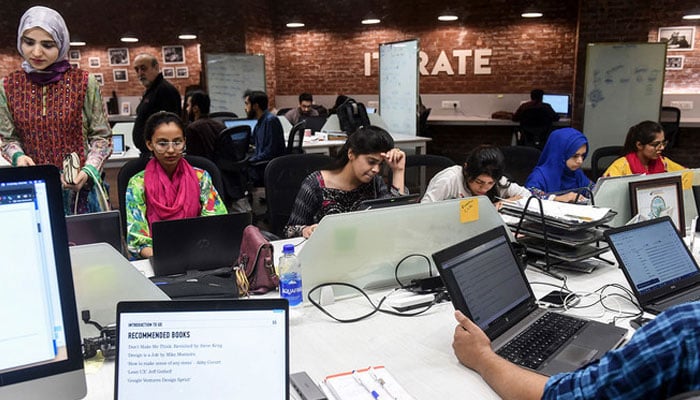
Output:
[298,197,506,298]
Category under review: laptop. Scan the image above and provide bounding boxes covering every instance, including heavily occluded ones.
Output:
[114,299,289,400]
[357,193,421,210]
[112,134,125,155]
[66,210,123,254]
[604,217,700,314]
[432,226,627,376]
[300,115,327,132]
[151,212,252,277]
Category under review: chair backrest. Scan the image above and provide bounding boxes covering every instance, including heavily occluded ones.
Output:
[517,107,554,149]
[183,155,225,198]
[418,108,432,136]
[499,145,542,185]
[590,145,623,180]
[264,153,333,237]
[397,154,456,195]
[214,126,252,204]
[660,106,681,149]
[209,111,238,124]
[287,121,306,154]
[277,107,292,116]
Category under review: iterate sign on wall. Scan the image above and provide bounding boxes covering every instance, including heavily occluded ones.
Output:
[365,49,492,76]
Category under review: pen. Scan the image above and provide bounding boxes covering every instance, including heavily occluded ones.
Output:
[368,367,398,400]
[352,370,380,399]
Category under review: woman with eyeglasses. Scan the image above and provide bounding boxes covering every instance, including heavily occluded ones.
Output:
[125,111,226,259]
[603,120,685,177]
[525,128,592,203]
[421,145,530,207]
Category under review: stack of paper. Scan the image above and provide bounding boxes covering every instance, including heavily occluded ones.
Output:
[322,366,415,400]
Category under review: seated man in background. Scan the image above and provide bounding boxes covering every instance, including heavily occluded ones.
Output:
[513,89,560,149]
[244,90,285,185]
[184,90,224,161]
[284,92,319,125]
[452,302,700,399]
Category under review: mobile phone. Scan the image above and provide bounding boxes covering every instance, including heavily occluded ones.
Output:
[290,371,327,400]
[538,290,579,308]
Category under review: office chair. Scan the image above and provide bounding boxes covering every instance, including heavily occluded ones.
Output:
[214,125,252,207]
[499,146,541,185]
[264,153,333,237]
[287,121,306,154]
[660,106,681,150]
[276,107,292,116]
[516,107,555,150]
[389,154,455,195]
[418,108,432,137]
[590,145,623,180]
[209,111,238,124]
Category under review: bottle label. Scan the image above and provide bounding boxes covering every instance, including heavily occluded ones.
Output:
[280,274,303,306]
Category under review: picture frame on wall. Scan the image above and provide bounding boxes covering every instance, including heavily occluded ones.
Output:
[665,55,684,70]
[69,50,80,60]
[175,66,189,78]
[162,67,175,79]
[121,102,131,116]
[93,73,104,86]
[658,26,695,51]
[629,176,685,233]
[108,48,130,66]
[162,45,185,64]
[88,57,100,68]
[70,62,79,69]
[113,69,128,82]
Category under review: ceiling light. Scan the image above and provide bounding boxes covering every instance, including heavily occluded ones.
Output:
[438,9,459,22]
[361,12,381,25]
[178,33,197,40]
[683,8,700,19]
[286,21,305,28]
[120,33,139,43]
[521,6,543,18]
[69,36,86,46]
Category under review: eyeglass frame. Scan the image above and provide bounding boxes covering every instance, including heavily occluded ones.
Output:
[151,140,186,153]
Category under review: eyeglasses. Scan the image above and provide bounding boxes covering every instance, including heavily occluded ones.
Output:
[153,140,185,153]
[648,140,668,149]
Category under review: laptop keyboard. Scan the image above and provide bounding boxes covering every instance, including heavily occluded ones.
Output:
[496,312,586,369]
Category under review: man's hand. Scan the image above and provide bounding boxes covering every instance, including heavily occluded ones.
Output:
[453,310,496,372]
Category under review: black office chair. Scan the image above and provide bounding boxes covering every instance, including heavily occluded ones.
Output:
[264,153,333,237]
[276,108,292,116]
[287,121,306,154]
[590,145,623,180]
[516,107,554,150]
[418,108,432,137]
[390,154,455,196]
[660,106,681,150]
[214,125,252,207]
[499,146,542,185]
[209,111,238,119]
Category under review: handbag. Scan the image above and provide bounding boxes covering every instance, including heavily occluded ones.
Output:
[234,225,279,296]
[62,152,80,185]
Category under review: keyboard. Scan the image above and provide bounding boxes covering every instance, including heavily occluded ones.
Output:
[496,312,586,369]
[658,288,700,308]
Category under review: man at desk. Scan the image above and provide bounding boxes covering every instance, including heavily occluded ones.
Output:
[452,303,700,399]
[284,92,319,125]
[244,90,285,185]
[184,90,224,160]
[513,89,560,148]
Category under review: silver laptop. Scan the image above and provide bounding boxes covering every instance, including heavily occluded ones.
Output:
[605,216,700,314]
[114,299,289,400]
[433,226,627,376]
[66,210,123,254]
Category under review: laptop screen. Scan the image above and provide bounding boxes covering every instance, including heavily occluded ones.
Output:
[606,218,700,295]
[224,118,257,132]
[115,299,288,400]
[434,228,531,331]
[112,134,125,154]
[542,94,570,115]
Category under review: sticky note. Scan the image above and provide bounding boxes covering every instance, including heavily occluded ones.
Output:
[682,171,693,190]
[460,199,479,223]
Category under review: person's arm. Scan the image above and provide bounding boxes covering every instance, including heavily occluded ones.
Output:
[498,178,531,200]
[602,157,627,177]
[83,74,112,172]
[545,104,560,122]
[453,311,547,400]
[0,78,33,166]
[251,116,285,162]
[385,148,406,194]
[284,173,322,238]
[421,166,461,203]
[663,157,686,172]
[125,172,153,259]
[196,169,228,215]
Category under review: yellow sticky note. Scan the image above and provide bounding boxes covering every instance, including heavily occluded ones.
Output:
[682,171,693,190]
[460,199,479,223]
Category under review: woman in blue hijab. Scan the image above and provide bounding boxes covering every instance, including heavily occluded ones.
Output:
[525,128,592,202]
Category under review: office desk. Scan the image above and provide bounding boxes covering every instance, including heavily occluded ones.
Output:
[428,114,571,127]
[303,134,430,156]
[680,117,700,128]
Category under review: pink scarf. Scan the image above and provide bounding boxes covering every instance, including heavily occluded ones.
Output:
[144,158,201,228]
[625,152,666,175]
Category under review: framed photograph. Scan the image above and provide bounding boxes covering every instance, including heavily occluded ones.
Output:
[629,176,685,233]
[120,102,131,116]
[69,62,80,69]
[108,48,130,66]
[88,57,100,68]
[69,50,80,60]
[113,69,128,82]
[175,66,189,78]
[658,26,695,51]
[665,55,684,70]
[162,45,185,64]
[93,73,104,86]
[162,67,175,79]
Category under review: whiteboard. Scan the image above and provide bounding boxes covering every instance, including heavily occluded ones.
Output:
[582,43,666,168]
[379,39,419,136]
[204,53,265,116]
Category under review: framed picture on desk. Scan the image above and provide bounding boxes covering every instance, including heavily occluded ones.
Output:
[629,176,684,233]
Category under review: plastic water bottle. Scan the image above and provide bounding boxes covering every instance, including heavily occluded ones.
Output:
[278,244,303,321]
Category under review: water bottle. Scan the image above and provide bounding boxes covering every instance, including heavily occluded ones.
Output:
[278,244,303,321]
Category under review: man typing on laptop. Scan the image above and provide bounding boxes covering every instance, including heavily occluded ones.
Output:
[452,302,700,399]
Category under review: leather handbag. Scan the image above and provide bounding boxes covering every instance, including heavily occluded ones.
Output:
[234,225,279,295]
[62,152,80,184]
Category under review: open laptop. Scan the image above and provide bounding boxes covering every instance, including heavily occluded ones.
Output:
[604,217,700,314]
[357,193,421,210]
[151,212,252,277]
[66,210,123,254]
[115,299,288,400]
[300,115,327,132]
[433,226,627,376]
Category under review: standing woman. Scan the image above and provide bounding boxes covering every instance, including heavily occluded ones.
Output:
[0,6,112,214]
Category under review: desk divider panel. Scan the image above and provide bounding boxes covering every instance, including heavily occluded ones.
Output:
[298,197,506,298]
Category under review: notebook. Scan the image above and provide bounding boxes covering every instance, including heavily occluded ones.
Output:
[432,226,627,376]
[66,210,123,254]
[150,212,252,277]
[357,193,421,210]
[604,216,700,314]
[114,299,288,400]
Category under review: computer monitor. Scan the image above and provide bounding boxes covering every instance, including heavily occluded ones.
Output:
[542,94,570,115]
[0,165,86,400]
[224,118,257,132]
[112,134,125,155]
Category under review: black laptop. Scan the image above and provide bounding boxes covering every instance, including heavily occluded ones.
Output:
[604,217,700,314]
[115,299,288,400]
[66,210,123,254]
[357,193,421,210]
[433,226,627,376]
[150,212,251,277]
[300,115,327,132]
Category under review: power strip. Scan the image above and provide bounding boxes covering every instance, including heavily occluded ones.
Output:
[388,293,436,312]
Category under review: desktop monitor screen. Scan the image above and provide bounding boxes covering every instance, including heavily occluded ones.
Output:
[224,118,257,132]
[112,134,125,154]
[0,165,86,400]
[542,94,570,115]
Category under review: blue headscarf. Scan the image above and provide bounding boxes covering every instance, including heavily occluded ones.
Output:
[525,128,591,193]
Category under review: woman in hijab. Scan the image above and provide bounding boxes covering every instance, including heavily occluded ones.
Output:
[525,128,592,202]
[0,6,112,214]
